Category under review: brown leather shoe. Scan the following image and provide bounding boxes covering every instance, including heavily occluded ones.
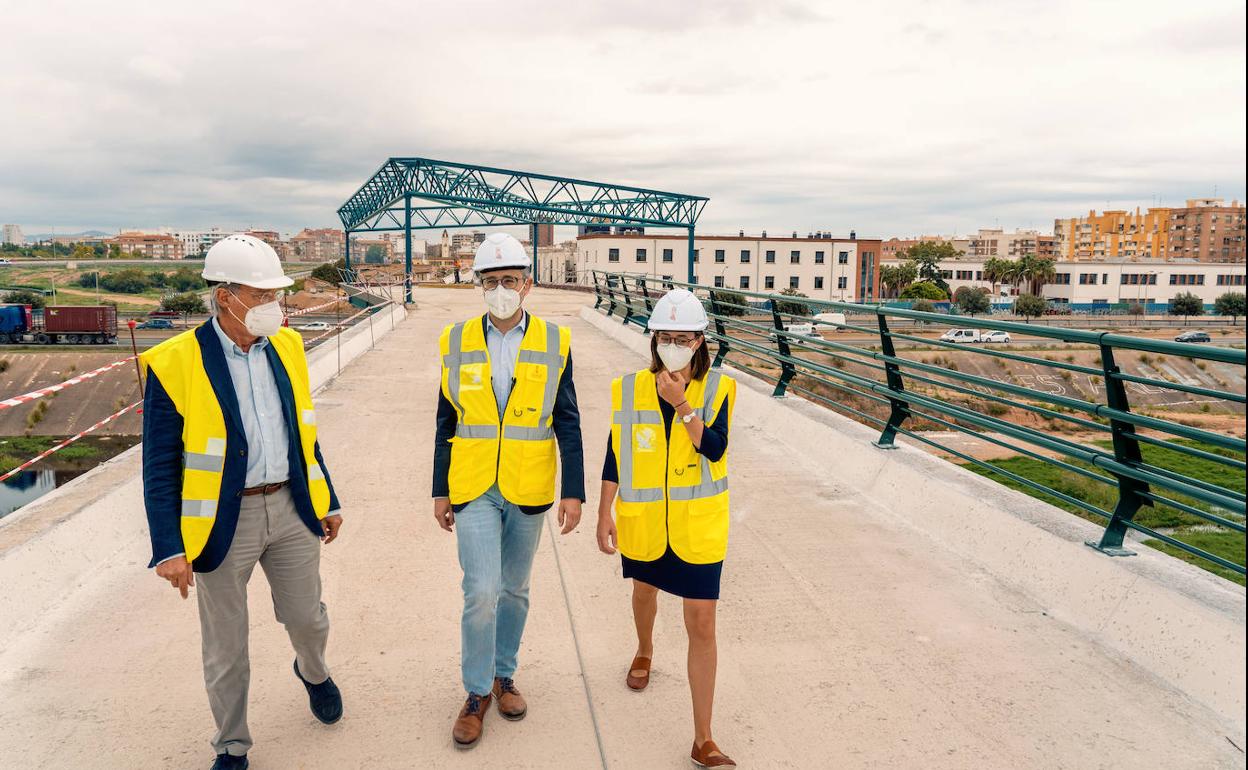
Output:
[492,677,527,720]
[451,692,492,749]
[691,739,737,768]
[626,656,651,691]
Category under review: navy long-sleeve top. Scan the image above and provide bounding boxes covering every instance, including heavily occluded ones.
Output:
[433,341,585,514]
[602,390,730,483]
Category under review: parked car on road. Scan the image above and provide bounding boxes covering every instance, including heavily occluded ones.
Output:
[982,330,1012,344]
[1175,331,1211,343]
[0,258,12,266]
[138,318,175,330]
[298,321,331,332]
[939,328,982,344]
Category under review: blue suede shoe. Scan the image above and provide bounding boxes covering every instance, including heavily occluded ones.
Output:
[210,754,248,770]
[294,659,343,725]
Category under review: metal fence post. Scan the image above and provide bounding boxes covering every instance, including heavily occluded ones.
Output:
[1086,343,1152,556]
[604,273,620,320]
[623,275,645,330]
[707,289,730,369]
[873,313,909,449]
[769,299,797,397]
[592,271,604,310]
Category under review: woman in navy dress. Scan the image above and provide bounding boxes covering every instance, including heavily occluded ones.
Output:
[596,288,738,768]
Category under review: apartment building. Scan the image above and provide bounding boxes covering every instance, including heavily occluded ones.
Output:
[1054,199,1246,262]
[1167,198,1246,262]
[290,228,345,262]
[575,231,883,302]
[105,231,185,259]
[881,235,970,260]
[967,228,1057,259]
[2,224,23,245]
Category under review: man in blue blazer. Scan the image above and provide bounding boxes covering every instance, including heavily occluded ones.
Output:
[142,234,344,770]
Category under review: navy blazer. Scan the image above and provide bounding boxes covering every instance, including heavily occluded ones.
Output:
[142,322,341,573]
[432,314,585,513]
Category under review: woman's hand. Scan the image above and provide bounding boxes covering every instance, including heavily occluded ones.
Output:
[596,514,617,555]
[656,369,688,407]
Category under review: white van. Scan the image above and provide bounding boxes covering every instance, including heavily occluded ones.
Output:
[814,312,847,331]
[939,328,982,344]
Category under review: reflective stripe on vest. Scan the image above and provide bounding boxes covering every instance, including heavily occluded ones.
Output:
[614,373,664,504]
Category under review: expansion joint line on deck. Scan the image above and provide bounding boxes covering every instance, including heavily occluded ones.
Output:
[545,513,610,770]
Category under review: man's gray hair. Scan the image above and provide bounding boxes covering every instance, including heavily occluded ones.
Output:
[206,282,238,316]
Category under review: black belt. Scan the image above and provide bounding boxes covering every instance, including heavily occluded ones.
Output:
[241,481,288,497]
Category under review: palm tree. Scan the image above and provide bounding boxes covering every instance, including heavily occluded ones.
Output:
[981,257,1010,298]
[879,262,917,298]
[1020,255,1056,295]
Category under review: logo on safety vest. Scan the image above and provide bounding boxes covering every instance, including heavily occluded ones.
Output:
[635,427,656,452]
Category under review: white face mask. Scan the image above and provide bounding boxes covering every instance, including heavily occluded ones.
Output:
[484,286,522,319]
[656,342,695,372]
[232,299,284,337]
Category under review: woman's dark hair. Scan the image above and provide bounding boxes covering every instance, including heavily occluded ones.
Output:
[649,332,711,380]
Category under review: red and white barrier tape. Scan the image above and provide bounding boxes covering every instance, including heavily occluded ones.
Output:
[0,356,136,411]
[287,297,345,318]
[0,400,141,482]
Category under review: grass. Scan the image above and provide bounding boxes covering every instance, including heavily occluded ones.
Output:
[966,438,1246,585]
[0,435,101,473]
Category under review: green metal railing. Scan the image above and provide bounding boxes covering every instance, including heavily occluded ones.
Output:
[592,271,1248,579]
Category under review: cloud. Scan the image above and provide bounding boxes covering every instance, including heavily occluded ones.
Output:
[0,0,1242,240]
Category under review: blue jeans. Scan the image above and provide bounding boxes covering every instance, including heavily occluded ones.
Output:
[456,484,546,696]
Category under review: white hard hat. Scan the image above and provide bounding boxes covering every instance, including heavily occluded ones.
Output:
[202,234,293,290]
[648,288,709,332]
[472,233,531,274]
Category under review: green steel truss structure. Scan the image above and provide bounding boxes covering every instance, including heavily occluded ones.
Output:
[337,157,709,300]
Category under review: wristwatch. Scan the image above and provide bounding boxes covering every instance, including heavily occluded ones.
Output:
[680,410,696,424]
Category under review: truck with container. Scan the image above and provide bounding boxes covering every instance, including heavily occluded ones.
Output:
[0,304,118,344]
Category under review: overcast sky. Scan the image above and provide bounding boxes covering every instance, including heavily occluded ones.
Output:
[1,0,1244,241]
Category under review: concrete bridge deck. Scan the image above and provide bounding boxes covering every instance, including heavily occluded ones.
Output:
[0,287,1242,769]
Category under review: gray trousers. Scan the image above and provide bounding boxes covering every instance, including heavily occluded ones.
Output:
[196,487,330,756]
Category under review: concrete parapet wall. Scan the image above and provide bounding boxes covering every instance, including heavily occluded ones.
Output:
[0,302,409,653]
[580,305,1247,738]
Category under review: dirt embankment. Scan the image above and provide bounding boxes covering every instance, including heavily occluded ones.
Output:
[0,351,143,437]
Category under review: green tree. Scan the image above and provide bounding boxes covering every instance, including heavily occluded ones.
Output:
[912,299,937,315]
[77,271,101,289]
[954,286,991,316]
[70,244,95,260]
[1018,255,1057,295]
[712,290,748,317]
[879,262,918,299]
[1,290,46,308]
[1014,293,1047,321]
[899,281,948,301]
[99,268,151,293]
[1213,292,1245,325]
[160,292,207,316]
[900,241,958,296]
[169,267,206,292]
[1126,302,1146,322]
[364,245,386,264]
[772,287,811,317]
[311,259,346,284]
[1168,292,1204,325]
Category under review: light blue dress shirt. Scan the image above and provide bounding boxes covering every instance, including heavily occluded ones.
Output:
[212,318,290,486]
[484,311,527,416]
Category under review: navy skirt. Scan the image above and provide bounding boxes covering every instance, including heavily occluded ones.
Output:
[622,546,723,600]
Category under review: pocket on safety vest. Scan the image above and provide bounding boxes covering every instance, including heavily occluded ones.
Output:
[614,503,648,557]
[685,503,730,563]
[512,441,556,501]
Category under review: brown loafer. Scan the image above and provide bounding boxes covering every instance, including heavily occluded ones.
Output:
[625,656,651,691]
[451,692,492,749]
[492,677,527,721]
[691,739,737,768]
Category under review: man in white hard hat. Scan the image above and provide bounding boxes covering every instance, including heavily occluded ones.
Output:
[141,233,344,770]
[434,231,585,749]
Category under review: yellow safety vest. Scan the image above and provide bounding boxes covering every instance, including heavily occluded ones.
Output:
[439,314,571,506]
[140,326,331,563]
[611,368,736,564]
